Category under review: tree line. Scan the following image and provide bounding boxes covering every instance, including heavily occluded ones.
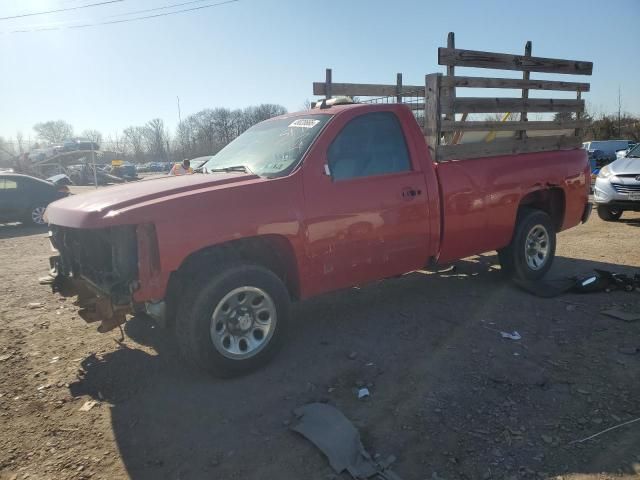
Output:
[1,105,640,167]
[0,103,287,166]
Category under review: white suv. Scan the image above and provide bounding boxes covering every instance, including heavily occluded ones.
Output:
[594,144,640,221]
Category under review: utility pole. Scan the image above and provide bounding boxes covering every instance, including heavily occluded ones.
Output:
[177,96,182,125]
[617,86,622,138]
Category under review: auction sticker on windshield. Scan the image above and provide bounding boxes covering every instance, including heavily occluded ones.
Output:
[288,119,321,129]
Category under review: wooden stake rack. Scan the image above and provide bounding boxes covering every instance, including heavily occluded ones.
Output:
[313,32,592,162]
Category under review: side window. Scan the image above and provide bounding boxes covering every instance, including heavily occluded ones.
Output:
[0,179,17,190]
[328,112,411,181]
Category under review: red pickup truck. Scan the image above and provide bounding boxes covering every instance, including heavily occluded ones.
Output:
[45,102,591,376]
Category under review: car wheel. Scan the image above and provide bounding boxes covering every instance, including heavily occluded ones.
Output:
[498,208,556,282]
[28,206,47,225]
[176,263,290,378]
[596,205,623,221]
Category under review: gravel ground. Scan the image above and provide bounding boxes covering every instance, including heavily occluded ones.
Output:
[0,211,639,480]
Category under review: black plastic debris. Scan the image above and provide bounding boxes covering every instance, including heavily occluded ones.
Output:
[514,269,640,298]
[291,403,402,480]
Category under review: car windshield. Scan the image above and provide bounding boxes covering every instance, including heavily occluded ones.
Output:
[202,115,331,177]
[626,143,640,158]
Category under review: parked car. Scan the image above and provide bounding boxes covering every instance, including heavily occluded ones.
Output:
[45,102,591,377]
[593,143,640,221]
[583,140,634,164]
[62,138,100,152]
[0,173,69,225]
[105,163,137,180]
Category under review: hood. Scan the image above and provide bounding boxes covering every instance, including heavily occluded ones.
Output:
[45,172,260,228]
[609,157,640,175]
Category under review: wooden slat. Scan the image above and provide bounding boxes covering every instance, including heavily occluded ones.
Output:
[424,74,442,161]
[312,82,424,98]
[443,97,584,114]
[436,135,582,161]
[444,32,456,144]
[440,75,590,92]
[519,41,532,140]
[439,120,588,132]
[438,48,593,75]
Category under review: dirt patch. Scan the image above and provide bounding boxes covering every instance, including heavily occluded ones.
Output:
[1,214,639,480]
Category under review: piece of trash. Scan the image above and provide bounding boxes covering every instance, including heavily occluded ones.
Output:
[291,403,402,479]
[49,356,60,364]
[27,302,43,309]
[348,351,358,360]
[37,384,51,391]
[602,308,640,323]
[0,354,12,362]
[357,388,370,399]
[500,331,521,341]
[79,400,97,412]
[569,416,640,445]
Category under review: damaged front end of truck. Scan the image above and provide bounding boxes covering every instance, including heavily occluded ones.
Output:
[47,225,140,332]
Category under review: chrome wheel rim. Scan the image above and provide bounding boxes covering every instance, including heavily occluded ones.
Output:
[209,286,277,360]
[31,206,46,225]
[524,224,550,270]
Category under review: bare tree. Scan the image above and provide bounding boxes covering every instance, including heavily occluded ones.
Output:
[123,126,146,163]
[143,118,168,160]
[33,120,73,144]
[16,132,24,154]
[105,132,127,155]
[81,129,103,146]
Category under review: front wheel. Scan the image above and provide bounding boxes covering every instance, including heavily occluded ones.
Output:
[498,209,556,282]
[176,263,290,378]
[28,205,47,225]
[596,205,623,222]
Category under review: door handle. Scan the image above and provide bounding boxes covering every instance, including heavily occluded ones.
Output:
[401,187,422,199]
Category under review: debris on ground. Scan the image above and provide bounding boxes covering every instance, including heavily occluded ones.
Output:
[291,403,402,479]
[348,351,358,360]
[602,308,640,322]
[27,302,43,309]
[357,388,370,400]
[79,400,98,412]
[569,417,640,445]
[514,269,640,298]
[500,331,521,341]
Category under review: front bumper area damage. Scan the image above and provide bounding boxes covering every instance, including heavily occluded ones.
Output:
[48,225,139,333]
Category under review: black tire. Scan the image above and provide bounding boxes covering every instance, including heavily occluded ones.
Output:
[498,208,556,282]
[596,205,623,222]
[175,263,290,378]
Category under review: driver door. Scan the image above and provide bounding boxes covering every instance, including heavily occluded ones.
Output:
[302,109,431,296]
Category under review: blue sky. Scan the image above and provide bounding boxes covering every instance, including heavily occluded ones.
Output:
[1,0,638,141]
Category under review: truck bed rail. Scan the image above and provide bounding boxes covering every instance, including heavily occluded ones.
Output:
[313,32,592,162]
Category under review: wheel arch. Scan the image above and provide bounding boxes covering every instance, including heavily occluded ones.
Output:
[518,187,565,232]
[164,234,301,326]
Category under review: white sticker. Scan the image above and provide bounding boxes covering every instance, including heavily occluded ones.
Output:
[288,119,320,129]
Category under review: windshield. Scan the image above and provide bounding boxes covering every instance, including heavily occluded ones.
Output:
[626,143,640,158]
[202,114,331,177]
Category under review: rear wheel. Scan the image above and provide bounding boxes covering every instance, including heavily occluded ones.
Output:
[176,263,290,378]
[498,209,556,282]
[596,205,623,222]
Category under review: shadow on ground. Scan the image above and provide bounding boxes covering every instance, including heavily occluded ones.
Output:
[69,254,640,479]
[0,222,48,240]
